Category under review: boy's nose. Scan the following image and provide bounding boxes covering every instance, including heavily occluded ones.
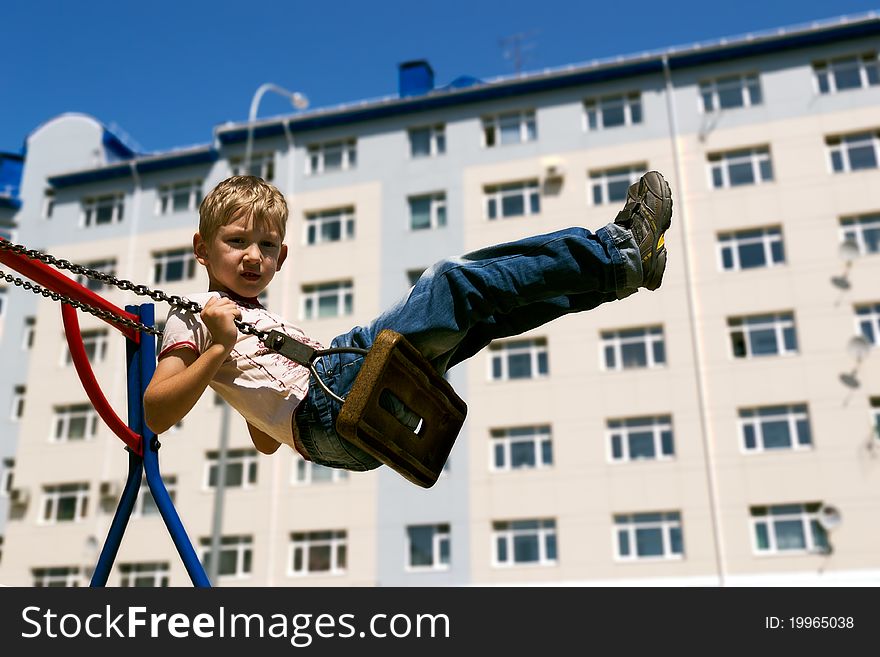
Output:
[243,243,262,261]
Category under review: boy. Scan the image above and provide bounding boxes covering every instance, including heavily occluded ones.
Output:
[144,172,672,472]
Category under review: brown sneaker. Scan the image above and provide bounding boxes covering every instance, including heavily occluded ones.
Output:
[614,171,673,290]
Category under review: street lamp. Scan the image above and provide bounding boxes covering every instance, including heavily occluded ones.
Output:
[243,83,309,173]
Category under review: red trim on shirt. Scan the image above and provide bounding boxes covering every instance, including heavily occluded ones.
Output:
[158,341,200,359]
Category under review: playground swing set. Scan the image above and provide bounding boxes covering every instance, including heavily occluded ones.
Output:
[0,237,466,587]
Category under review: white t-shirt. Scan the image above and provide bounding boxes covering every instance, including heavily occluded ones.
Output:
[158,292,324,450]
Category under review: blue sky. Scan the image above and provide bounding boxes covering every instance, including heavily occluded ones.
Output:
[4,0,879,155]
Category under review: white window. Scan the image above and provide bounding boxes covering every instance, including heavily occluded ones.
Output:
[304,206,355,245]
[52,403,98,441]
[409,125,446,158]
[492,519,557,567]
[307,139,356,175]
[489,338,549,381]
[709,147,774,188]
[584,92,642,130]
[482,110,536,147]
[607,416,674,462]
[490,425,553,471]
[814,52,880,94]
[1,458,13,496]
[614,511,684,560]
[63,328,109,365]
[699,73,762,112]
[840,213,880,256]
[199,535,253,578]
[119,562,170,587]
[484,180,540,220]
[76,259,117,292]
[406,524,450,570]
[41,483,89,523]
[22,316,36,350]
[42,189,55,219]
[230,152,275,181]
[82,193,125,227]
[301,281,353,320]
[132,475,177,518]
[728,312,798,358]
[32,566,81,587]
[289,530,347,576]
[827,131,880,173]
[856,302,880,346]
[751,503,830,554]
[718,227,785,271]
[293,456,349,485]
[157,180,202,215]
[589,165,647,205]
[205,448,258,489]
[10,385,25,421]
[409,193,447,231]
[871,398,880,441]
[739,404,812,452]
[601,326,666,370]
[152,248,196,284]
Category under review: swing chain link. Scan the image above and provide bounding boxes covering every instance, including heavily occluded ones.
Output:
[0,239,271,341]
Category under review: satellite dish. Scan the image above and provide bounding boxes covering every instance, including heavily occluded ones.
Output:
[847,336,871,362]
[838,238,860,262]
[817,505,842,531]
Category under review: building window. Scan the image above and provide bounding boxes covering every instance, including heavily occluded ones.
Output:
[132,476,177,518]
[614,511,684,560]
[584,92,642,130]
[0,288,5,317]
[157,181,202,215]
[52,403,98,441]
[406,524,450,570]
[718,227,785,271]
[1,458,13,497]
[289,530,347,576]
[840,213,880,256]
[739,404,812,452]
[304,206,355,245]
[43,189,55,219]
[855,302,880,346]
[82,193,124,227]
[827,131,880,173]
[409,193,447,231]
[41,483,89,523]
[293,457,348,485]
[608,416,674,462]
[152,248,196,284]
[409,125,446,158]
[10,385,25,421]
[199,535,253,578]
[814,52,880,94]
[751,503,829,554]
[406,268,426,287]
[22,316,36,350]
[709,147,774,188]
[32,567,81,587]
[728,312,798,358]
[119,562,170,587]
[301,281,353,320]
[63,328,109,365]
[205,449,258,489]
[489,338,549,381]
[230,152,275,181]
[871,398,880,440]
[484,180,540,220]
[307,139,356,175]
[482,110,536,147]
[699,73,762,112]
[492,519,557,567]
[75,259,117,292]
[601,326,666,370]
[490,425,553,471]
[589,165,647,205]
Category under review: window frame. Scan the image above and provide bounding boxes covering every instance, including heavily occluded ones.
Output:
[488,338,549,381]
[855,302,880,346]
[156,180,203,215]
[405,523,451,571]
[491,518,557,567]
[119,562,170,587]
[81,193,125,228]
[482,110,537,148]
[32,566,82,587]
[717,226,786,271]
[708,147,774,189]
[484,180,540,220]
[613,511,684,561]
[151,248,197,284]
[813,52,880,94]
[727,312,798,359]
[40,483,90,524]
[699,73,762,112]
[600,326,666,371]
[10,385,25,422]
[489,425,553,471]
[230,152,276,181]
[304,206,356,245]
[750,503,829,555]
[408,192,447,231]
[827,131,880,174]
[306,139,357,175]
[288,530,348,577]
[583,92,643,130]
[301,281,354,320]
[589,165,647,206]
[738,404,812,453]
[606,415,675,463]
[409,124,446,158]
[292,456,349,485]
[840,213,880,256]
[204,448,259,490]
[199,535,253,579]
[51,403,98,442]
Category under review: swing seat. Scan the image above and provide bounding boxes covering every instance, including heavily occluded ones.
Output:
[336,329,467,488]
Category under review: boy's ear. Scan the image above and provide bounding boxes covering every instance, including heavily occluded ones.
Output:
[193,233,209,265]
[276,243,289,271]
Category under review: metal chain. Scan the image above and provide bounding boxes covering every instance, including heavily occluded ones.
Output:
[0,239,270,341]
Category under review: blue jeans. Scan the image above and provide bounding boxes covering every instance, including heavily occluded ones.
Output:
[293,222,642,470]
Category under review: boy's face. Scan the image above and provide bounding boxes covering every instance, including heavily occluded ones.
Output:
[193,212,288,299]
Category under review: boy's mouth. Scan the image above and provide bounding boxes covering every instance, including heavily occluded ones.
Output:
[240,272,261,281]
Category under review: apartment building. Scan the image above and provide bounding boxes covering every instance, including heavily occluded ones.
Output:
[1,13,879,587]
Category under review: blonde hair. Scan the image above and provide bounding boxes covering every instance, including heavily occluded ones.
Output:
[198,175,288,242]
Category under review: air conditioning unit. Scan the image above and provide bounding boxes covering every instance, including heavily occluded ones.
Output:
[99,481,122,498]
[817,505,842,532]
[9,487,29,506]
[541,156,565,180]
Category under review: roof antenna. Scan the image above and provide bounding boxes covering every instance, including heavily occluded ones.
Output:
[499,30,540,75]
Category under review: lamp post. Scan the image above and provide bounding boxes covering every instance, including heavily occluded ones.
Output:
[243,83,309,172]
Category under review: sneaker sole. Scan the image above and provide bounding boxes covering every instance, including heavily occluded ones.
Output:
[643,172,673,291]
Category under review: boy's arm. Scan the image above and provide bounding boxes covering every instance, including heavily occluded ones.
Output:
[247,422,281,454]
